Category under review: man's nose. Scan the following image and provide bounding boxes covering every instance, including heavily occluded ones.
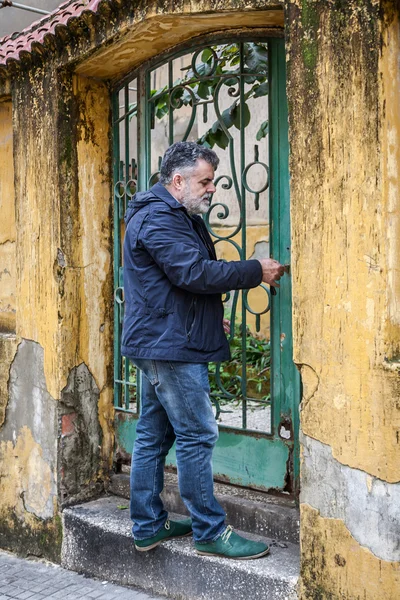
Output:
[208,182,216,193]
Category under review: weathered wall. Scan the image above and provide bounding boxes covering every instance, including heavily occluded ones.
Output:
[0,64,113,558]
[286,1,400,598]
[13,65,61,399]
[57,73,114,505]
[0,1,399,596]
[0,66,62,559]
[0,339,62,562]
[0,100,16,333]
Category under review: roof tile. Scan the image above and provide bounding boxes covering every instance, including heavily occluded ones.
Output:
[0,0,111,67]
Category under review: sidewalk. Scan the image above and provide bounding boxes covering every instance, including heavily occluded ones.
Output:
[0,550,165,600]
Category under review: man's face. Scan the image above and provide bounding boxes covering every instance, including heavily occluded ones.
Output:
[178,159,216,215]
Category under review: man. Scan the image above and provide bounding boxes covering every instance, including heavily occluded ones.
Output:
[122,141,285,559]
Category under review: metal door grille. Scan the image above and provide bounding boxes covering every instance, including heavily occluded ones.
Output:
[112,33,300,492]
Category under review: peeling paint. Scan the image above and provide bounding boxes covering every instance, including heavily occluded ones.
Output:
[59,362,103,506]
[300,504,400,600]
[0,338,60,559]
[289,0,400,483]
[0,340,57,520]
[0,1,398,597]
[301,434,400,562]
[0,334,18,428]
[75,9,285,80]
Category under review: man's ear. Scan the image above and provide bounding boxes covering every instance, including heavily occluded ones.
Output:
[172,172,184,191]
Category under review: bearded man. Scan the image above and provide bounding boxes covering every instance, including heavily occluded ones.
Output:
[122,141,285,559]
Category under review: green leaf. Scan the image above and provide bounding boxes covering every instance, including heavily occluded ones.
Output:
[223,77,239,87]
[244,74,257,84]
[197,82,210,100]
[206,131,218,148]
[243,102,251,126]
[182,88,194,105]
[253,82,269,98]
[117,505,128,510]
[211,119,220,135]
[232,102,251,129]
[214,129,230,150]
[201,48,213,63]
[256,120,269,141]
[244,42,268,73]
[221,106,234,129]
[199,130,218,149]
[194,62,213,77]
[156,104,169,119]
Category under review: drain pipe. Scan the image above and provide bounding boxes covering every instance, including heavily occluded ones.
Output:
[0,0,51,15]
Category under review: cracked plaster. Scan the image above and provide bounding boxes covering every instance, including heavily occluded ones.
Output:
[301,434,400,563]
[0,339,57,520]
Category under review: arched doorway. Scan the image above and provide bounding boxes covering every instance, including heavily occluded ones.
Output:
[112,31,300,494]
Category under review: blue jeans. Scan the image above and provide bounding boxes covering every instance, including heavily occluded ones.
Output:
[130,359,226,543]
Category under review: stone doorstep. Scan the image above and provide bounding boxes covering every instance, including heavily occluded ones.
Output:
[109,472,300,544]
[61,495,299,600]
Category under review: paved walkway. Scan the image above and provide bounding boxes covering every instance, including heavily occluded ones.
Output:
[0,550,165,600]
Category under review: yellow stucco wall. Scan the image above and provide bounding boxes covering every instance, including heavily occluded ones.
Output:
[289,5,400,599]
[0,426,56,520]
[76,9,284,80]
[0,70,113,556]
[0,100,16,333]
[0,1,398,593]
[290,7,400,483]
[300,504,400,600]
[70,74,114,469]
[12,68,61,400]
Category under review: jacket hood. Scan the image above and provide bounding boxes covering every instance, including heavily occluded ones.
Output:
[124,182,184,225]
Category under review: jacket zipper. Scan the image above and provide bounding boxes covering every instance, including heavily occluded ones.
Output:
[185,298,197,340]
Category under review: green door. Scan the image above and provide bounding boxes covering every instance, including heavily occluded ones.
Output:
[112,34,300,494]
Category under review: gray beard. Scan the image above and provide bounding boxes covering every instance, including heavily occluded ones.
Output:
[181,193,211,216]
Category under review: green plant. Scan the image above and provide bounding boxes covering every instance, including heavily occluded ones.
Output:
[130,42,269,149]
[125,324,271,410]
[208,324,271,408]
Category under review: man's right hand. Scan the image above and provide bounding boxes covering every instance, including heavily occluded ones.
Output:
[258,258,286,287]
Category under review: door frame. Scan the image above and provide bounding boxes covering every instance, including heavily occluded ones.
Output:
[111,31,300,496]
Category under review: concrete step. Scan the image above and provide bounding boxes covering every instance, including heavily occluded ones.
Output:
[61,495,299,600]
[109,471,299,544]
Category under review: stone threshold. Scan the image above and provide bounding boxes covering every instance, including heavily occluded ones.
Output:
[62,495,299,600]
[109,471,299,544]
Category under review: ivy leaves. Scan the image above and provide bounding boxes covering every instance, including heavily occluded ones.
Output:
[148,42,269,148]
[198,101,252,149]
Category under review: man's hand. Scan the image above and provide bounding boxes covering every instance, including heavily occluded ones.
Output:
[223,319,231,334]
[258,258,286,288]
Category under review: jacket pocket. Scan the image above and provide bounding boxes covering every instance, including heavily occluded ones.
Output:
[185,298,197,340]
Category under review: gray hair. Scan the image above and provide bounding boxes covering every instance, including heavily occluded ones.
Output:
[159,142,219,185]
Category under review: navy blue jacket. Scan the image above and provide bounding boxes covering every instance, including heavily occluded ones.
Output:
[121,183,262,362]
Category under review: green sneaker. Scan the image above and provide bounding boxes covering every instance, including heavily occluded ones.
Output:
[134,518,192,551]
[195,525,270,560]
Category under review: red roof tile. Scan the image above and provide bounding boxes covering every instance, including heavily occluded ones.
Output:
[0,0,109,68]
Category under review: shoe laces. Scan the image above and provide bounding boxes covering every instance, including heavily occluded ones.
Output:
[165,520,171,531]
[221,525,233,544]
